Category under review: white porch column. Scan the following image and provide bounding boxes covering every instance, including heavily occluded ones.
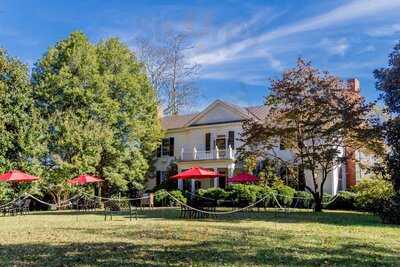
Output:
[177,167,183,190]
[228,145,234,160]
[215,146,219,159]
[227,163,235,178]
[178,179,183,190]
[193,146,197,160]
[214,168,219,188]
[191,179,196,193]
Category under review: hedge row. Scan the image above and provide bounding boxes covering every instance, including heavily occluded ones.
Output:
[153,178,394,212]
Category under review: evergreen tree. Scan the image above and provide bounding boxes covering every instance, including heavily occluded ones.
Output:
[0,49,44,175]
[32,32,161,201]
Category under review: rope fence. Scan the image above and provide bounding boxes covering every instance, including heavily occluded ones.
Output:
[166,190,341,217]
[80,192,150,202]
[0,189,341,217]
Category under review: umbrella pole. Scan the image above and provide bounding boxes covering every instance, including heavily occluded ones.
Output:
[97,183,102,208]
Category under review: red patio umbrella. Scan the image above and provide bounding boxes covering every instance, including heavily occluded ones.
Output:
[68,174,103,185]
[0,170,39,183]
[171,166,221,180]
[228,173,258,184]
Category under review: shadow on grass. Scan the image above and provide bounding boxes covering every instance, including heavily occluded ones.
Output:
[1,232,399,266]
[132,208,392,228]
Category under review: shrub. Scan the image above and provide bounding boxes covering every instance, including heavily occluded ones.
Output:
[272,182,295,207]
[0,183,15,204]
[256,186,276,207]
[225,184,259,206]
[294,191,313,209]
[353,178,394,213]
[154,189,187,206]
[377,193,400,224]
[198,188,229,201]
[326,191,356,210]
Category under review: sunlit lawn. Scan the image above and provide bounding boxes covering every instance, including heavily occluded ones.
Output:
[0,208,399,266]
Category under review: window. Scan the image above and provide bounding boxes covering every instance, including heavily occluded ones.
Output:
[205,133,211,151]
[228,131,235,149]
[157,137,175,157]
[162,138,170,156]
[216,135,226,150]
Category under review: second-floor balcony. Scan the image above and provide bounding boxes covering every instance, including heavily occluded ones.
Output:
[179,146,235,161]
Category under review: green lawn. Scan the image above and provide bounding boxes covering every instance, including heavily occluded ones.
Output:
[0,208,399,266]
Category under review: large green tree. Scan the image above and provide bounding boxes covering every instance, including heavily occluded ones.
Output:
[32,32,161,202]
[374,41,400,192]
[0,49,44,174]
[374,41,400,224]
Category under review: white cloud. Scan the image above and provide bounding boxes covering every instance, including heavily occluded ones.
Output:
[358,44,375,54]
[367,23,400,37]
[191,0,400,66]
[319,38,349,56]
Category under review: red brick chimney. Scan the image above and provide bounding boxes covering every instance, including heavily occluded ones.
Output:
[347,78,360,92]
[344,78,359,188]
[345,147,357,188]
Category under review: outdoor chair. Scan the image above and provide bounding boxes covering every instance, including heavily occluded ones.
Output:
[180,201,216,219]
[140,193,154,209]
[180,204,194,219]
[71,197,99,211]
[1,198,31,216]
[20,198,31,215]
[1,203,18,216]
[104,199,138,221]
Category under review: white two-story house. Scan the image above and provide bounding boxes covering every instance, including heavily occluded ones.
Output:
[148,79,373,195]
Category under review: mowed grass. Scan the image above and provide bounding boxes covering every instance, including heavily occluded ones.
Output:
[0,208,399,266]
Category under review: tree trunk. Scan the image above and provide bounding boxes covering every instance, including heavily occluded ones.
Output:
[313,194,323,212]
[297,165,305,191]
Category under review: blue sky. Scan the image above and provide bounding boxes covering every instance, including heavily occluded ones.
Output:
[1,0,400,111]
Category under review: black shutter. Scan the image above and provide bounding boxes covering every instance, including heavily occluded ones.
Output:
[156,146,161,157]
[228,131,235,149]
[205,133,211,151]
[169,137,174,156]
[162,138,169,156]
[156,171,161,186]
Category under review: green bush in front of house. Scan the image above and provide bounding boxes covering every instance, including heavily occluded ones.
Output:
[224,184,291,207]
[154,189,187,207]
[377,193,400,224]
[294,191,313,209]
[0,183,15,204]
[325,191,356,210]
[271,181,296,207]
[352,178,394,213]
[198,188,229,201]
[225,184,262,206]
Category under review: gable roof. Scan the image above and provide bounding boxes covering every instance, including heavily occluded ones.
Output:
[161,100,269,130]
[161,113,197,130]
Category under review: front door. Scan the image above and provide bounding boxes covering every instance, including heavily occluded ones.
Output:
[217,168,227,189]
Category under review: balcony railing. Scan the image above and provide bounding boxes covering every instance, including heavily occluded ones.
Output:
[179,146,235,161]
